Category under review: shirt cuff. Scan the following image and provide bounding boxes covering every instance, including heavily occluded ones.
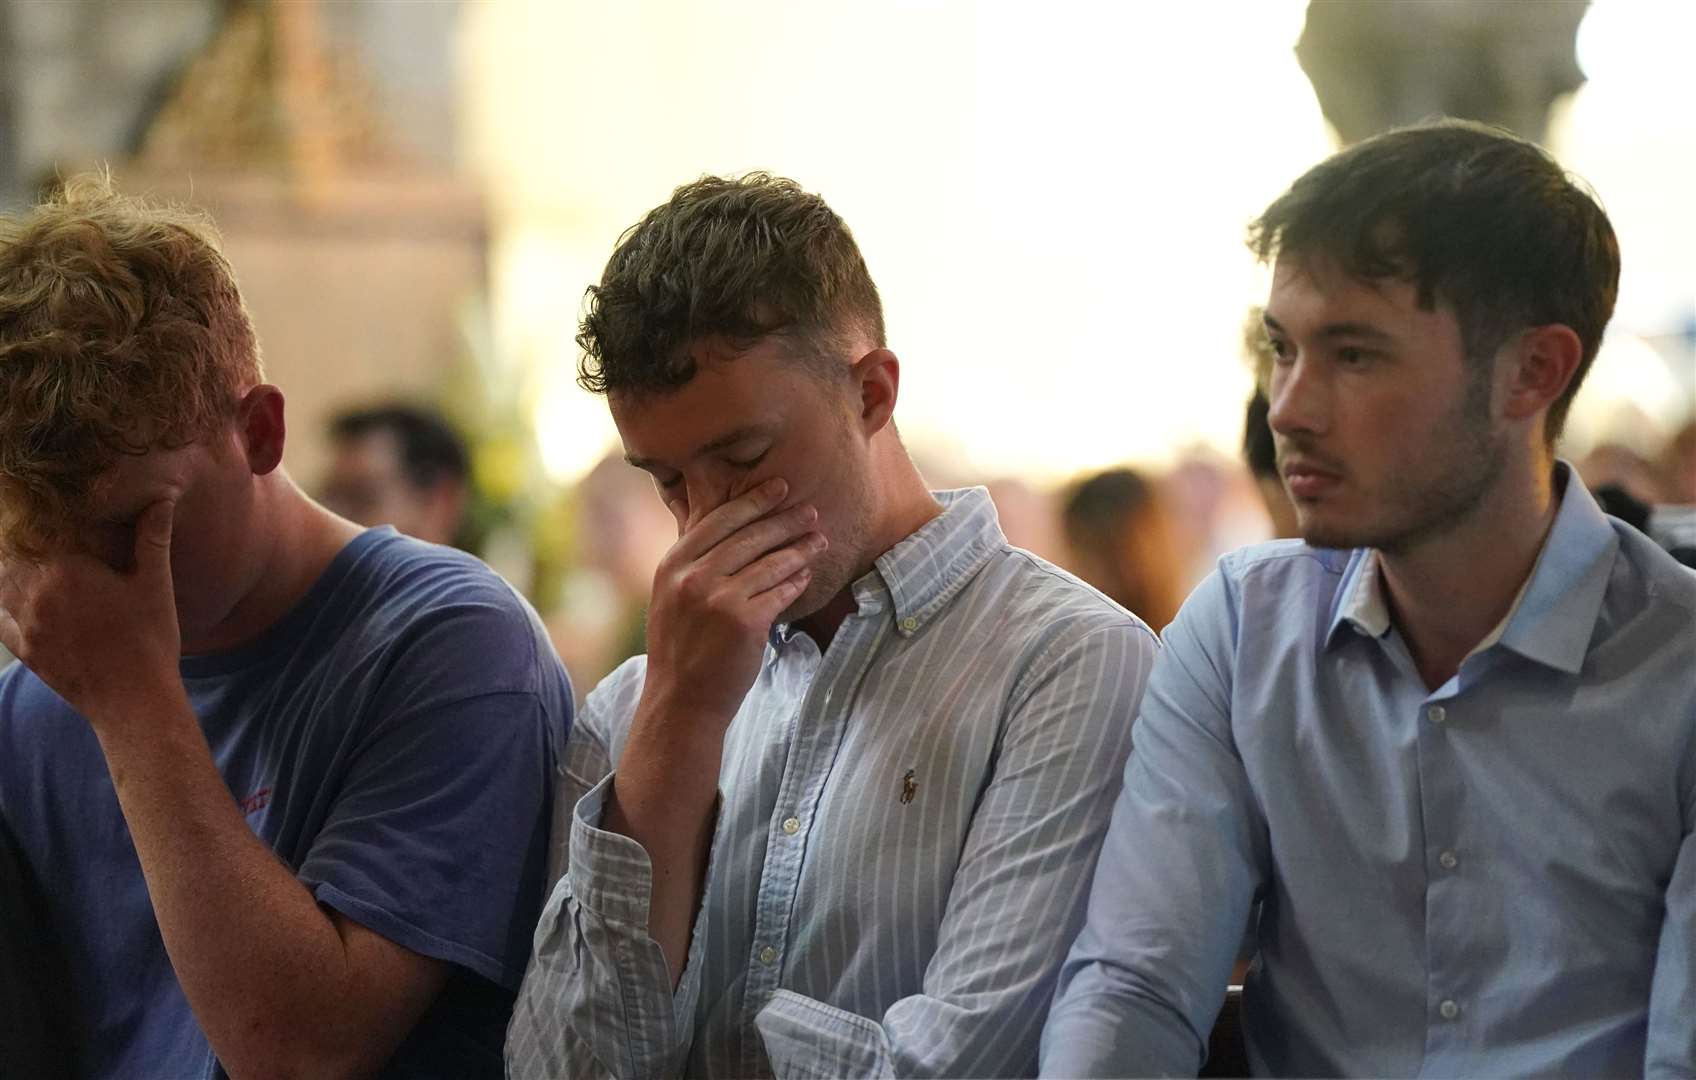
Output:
[567,774,655,927]
[755,989,895,1080]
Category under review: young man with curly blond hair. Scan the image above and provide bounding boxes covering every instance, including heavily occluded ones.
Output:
[0,175,572,1078]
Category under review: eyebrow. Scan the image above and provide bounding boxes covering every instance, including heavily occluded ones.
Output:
[1263,313,1396,343]
[624,424,774,471]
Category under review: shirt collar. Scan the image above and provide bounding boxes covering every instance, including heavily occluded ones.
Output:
[1494,464,1618,673]
[1325,462,1618,674]
[1330,547,1392,642]
[861,487,1005,638]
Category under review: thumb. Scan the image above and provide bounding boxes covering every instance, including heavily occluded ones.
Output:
[134,499,177,578]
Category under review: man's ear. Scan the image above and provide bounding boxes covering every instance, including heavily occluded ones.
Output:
[851,348,900,438]
[236,385,287,476]
[1498,324,1583,433]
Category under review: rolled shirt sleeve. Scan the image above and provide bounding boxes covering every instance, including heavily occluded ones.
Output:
[507,711,714,1080]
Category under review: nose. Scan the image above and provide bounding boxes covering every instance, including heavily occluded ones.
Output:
[675,472,744,532]
[1267,353,1328,439]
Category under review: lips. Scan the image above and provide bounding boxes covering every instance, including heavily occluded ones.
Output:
[1281,459,1343,499]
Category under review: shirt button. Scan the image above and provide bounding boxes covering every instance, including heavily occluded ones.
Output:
[900,616,918,632]
[1439,999,1460,1020]
[781,817,801,835]
[1439,850,1458,870]
[1428,705,1447,724]
[758,946,778,966]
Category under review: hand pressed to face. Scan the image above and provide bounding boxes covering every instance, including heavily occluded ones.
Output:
[0,420,269,723]
[612,338,879,628]
[642,477,825,722]
[0,499,185,724]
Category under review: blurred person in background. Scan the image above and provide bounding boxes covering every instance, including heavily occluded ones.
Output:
[320,402,471,547]
[1242,390,1300,539]
[1240,305,1301,540]
[1581,433,1696,569]
[984,475,1066,563]
[548,450,677,699]
[1654,418,1696,563]
[1661,416,1696,504]
[1060,467,1186,631]
[507,172,1158,1079]
[1164,447,1278,593]
[1044,120,1695,1077]
[0,176,571,1078]
[1578,440,1671,508]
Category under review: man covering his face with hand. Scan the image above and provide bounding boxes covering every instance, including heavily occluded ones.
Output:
[0,175,571,1078]
[506,173,1158,1079]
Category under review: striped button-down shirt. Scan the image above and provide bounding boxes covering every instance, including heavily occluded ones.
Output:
[507,487,1158,1078]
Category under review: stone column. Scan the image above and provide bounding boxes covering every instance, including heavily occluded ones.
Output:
[1296,0,1589,145]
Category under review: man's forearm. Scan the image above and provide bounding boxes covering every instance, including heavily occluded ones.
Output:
[94,688,410,1078]
[602,697,727,988]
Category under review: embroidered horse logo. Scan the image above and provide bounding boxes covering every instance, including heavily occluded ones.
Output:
[900,768,917,805]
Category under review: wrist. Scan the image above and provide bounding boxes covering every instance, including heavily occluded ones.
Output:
[632,678,740,746]
[85,676,194,745]
[615,691,729,808]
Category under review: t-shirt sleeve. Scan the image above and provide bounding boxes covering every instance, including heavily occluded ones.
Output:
[296,687,561,992]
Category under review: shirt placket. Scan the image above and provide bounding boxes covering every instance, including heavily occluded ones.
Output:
[1411,680,1470,1072]
[739,610,885,1075]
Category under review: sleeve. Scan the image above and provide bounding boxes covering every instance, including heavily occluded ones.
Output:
[753,620,1159,1080]
[296,689,560,992]
[505,675,714,1080]
[1644,780,1696,1077]
[1039,568,1270,1079]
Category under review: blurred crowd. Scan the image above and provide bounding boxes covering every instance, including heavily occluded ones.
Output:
[317,393,1696,702]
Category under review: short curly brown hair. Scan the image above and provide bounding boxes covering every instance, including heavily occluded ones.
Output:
[577,172,884,397]
[0,172,262,557]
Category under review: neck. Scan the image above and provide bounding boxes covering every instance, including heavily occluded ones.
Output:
[1378,454,1560,690]
[792,450,942,649]
[182,472,362,655]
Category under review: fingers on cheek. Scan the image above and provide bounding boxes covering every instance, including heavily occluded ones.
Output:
[4,570,79,646]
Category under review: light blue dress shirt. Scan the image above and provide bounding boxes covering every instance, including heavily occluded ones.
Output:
[1042,467,1696,1078]
[507,488,1159,1078]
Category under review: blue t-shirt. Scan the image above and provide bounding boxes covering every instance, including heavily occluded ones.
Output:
[0,528,573,1078]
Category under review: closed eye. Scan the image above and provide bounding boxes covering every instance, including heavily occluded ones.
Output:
[727,450,769,470]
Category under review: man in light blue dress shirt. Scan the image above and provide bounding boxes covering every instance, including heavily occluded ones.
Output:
[507,174,1159,1078]
[1042,120,1695,1077]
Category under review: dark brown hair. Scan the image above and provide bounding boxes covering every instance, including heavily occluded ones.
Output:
[330,403,468,489]
[1061,468,1184,630]
[577,172,884,396]
[1248,118,1619,442]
